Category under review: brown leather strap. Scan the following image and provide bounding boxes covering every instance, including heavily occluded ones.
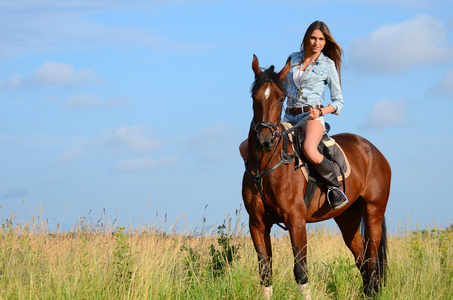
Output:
[286,105,323,116]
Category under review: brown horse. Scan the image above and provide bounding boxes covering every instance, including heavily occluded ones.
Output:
[241,55,391,298]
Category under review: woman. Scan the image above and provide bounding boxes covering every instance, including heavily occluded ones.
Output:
[283,20,347,210]
[240,20,347,210]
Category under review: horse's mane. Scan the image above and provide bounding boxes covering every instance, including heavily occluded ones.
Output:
[251,66,286,96]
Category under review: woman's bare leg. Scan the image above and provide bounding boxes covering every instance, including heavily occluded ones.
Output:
[301,120,324,165]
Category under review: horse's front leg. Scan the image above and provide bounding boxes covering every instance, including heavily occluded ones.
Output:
[249,217,273,298]
[289,222,312,300]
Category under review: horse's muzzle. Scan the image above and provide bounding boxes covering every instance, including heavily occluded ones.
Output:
[258,134,275,153]
[253,121,279,153]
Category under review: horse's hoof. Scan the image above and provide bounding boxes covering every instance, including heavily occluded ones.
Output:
[299,283,312,300]
[263,286,273,299]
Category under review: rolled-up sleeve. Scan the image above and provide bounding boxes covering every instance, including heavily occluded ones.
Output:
[326,63,343,115]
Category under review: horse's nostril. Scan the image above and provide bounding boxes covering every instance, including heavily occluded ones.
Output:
[266,138,274,147]
[265,141,274,148]
[258,137,275,152]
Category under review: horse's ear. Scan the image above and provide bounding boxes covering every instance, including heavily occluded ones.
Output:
[278,57,291,82]
[252,54,262,78]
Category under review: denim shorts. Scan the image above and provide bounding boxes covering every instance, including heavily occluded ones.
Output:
[282,112,325,129]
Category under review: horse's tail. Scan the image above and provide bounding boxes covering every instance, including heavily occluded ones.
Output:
[378,217,388,285]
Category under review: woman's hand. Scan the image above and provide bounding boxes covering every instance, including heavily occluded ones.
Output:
[308,105,335,119]
[308,107,323,119]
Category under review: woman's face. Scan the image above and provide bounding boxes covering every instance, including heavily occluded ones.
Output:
[308,29,326,55]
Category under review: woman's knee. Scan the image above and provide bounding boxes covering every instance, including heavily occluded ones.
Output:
[302,143,323,164]
[302,143,317,158]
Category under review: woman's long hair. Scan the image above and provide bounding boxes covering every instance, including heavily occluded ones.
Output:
[300,21,344,81]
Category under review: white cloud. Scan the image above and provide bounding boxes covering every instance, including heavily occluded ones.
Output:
[0,1,212,59]
[338,0,435,9]
[1,62,102,89]
[55,125,166,165]
[350,15,453,74]
[0,133,84,148]
[113,155,180,172]
[184,123,239,163]
[61,94,101,109]
[433,69,453,97]
[30,62,101,88]
[3,74,22,89]
[105,125,163,152]
[0,0,201,10]
[55,148,85,165]
[61,94,131,110]
[360,98,410,129]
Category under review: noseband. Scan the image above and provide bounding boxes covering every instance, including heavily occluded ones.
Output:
[252,120,280,142]
[247,120,289,179]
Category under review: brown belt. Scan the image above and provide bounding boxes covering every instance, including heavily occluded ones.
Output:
[285,105,323,116]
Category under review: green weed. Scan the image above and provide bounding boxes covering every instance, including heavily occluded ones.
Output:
[112,227,134,290]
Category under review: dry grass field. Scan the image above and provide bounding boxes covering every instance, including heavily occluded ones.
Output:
[0,212,451,299]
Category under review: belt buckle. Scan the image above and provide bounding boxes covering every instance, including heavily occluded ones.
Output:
[292,107,301,116]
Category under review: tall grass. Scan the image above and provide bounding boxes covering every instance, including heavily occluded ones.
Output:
[0,213,451,299]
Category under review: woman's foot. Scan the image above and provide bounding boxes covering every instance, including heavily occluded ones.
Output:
[327,187,348,210]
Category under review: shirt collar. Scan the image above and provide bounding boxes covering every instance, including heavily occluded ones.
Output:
[316,52,328,64]
[300,51,327,65]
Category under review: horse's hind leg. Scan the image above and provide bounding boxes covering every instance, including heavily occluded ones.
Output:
[361,204,387,296]
[360,147,391,296]
[334,201,365,273]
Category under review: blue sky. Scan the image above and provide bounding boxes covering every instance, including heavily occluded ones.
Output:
[1,0,452,232]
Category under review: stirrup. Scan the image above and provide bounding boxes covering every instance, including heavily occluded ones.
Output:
[327,187,348,210]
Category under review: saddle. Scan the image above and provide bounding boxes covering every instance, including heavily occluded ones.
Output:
[281,122,351,208]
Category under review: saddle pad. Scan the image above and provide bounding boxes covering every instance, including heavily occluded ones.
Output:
[281,122,351,182]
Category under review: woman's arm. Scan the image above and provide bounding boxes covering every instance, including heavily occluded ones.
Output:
[326,63,343,115]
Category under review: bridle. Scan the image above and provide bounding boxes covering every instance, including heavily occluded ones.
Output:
[247,120,286,178]
[246,114,310,180]
[251,120,280,146]
[245,118,293,231]
[245,114,311,230]
[252,120,279,137]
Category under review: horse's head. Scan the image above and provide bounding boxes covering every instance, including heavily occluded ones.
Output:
[251,55,291,153]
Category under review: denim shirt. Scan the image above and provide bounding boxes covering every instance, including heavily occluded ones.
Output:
[283,51,343,115]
